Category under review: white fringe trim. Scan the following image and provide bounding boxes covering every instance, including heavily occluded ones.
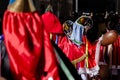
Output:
[78,65,100,77]
[95,35,103,64]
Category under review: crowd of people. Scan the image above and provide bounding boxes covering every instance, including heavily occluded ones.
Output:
[1,0,120,80]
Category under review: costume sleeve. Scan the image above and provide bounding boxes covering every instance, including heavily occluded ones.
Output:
[58,36,84,62]
[3,10,62,80]
[3,11,44,80]
[41,12,63,34]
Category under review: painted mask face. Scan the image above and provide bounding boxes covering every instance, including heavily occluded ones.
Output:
[63,20,73,38]
[77,16,93,29]
[76,16,93,34]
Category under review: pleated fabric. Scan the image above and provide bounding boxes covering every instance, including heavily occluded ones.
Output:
[3,10,63,80]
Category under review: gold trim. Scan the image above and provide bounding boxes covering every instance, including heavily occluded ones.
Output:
[50,33,53,40]
[72,54,86,68]
[85,38,89,68]
[7,0,36,12]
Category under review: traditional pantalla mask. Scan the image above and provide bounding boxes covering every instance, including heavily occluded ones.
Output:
[63,20,84,47]
[76,16,93,30]
[63,20,73,38]
[75,16,94,43]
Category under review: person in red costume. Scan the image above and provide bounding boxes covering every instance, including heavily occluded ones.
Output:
[2,0,64,80]
[57,15,104,80]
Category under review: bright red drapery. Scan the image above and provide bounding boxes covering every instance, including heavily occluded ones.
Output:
[3,11,63,80]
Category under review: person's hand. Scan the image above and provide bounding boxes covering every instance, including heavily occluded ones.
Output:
[101,30,118,46]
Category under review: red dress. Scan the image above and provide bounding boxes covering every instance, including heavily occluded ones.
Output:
[3,11,63,80]
[77,36,100,77]
[58,35,84,63]
[58,35,103,77]
[113,36,120,67]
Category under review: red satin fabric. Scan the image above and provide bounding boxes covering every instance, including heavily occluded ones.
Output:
[58,35,98,69]
[58,35,84,61]
[3,11,62,80]
[113,36,120,65]
[99,46,106,63]
[41,12,63,34]
[81,36,97,68]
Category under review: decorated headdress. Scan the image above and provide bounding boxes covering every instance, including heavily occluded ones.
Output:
[75,14,93,29]
[63,20,84,47]
[63,20,74,38]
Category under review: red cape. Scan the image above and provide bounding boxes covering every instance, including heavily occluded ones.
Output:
[3,11,63,80]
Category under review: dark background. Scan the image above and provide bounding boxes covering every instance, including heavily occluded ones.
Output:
[77,0,115,13]
[0,0,117,34]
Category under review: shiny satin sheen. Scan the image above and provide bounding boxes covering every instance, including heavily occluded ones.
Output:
[3,11,63,80]
[58,36,97,69]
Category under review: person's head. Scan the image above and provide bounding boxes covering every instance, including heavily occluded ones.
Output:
[76,16,93,35]
[63,20,73,38]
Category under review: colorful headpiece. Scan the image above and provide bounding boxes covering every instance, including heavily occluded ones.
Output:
[75,16,93,29]
[63,20,73,38]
